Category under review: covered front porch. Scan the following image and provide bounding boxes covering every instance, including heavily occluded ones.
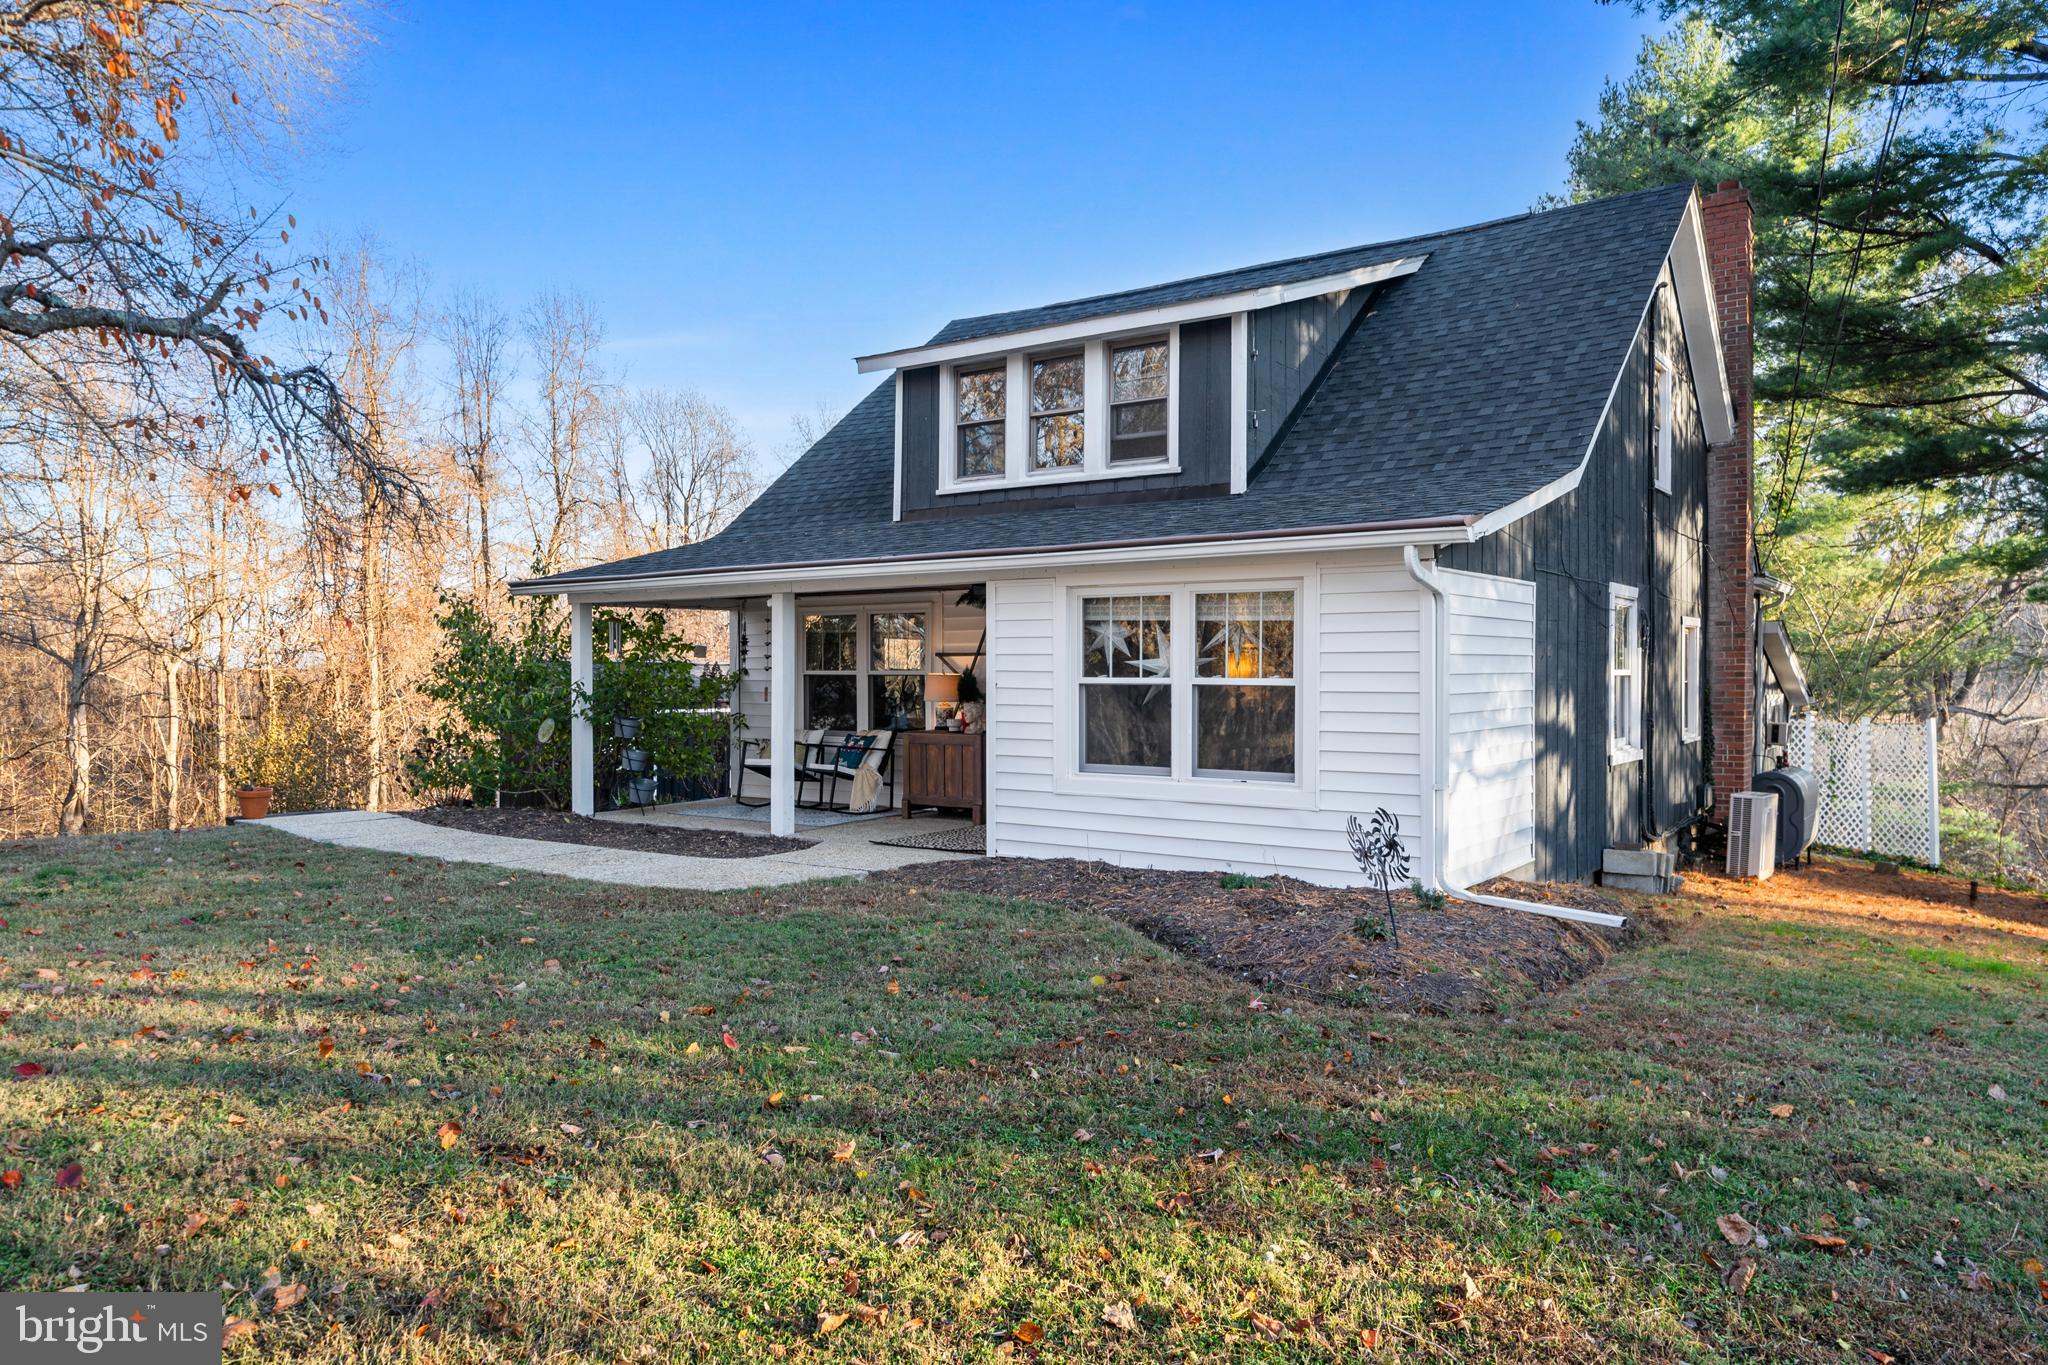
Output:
[563,578,987,839]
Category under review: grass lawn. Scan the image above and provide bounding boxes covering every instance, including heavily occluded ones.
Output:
[1,827,2044,1362]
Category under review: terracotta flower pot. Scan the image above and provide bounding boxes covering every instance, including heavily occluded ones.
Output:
[235,787,273,820]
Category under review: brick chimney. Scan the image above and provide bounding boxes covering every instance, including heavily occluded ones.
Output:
[1702,181,1755,822]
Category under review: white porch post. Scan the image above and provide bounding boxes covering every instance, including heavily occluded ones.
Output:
[768,590,797,837]
[569,599,595,817]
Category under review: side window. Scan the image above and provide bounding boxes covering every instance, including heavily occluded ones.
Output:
[1608,585,1642,763]
[1654,357,1674,493]
[1681,615,1702,742]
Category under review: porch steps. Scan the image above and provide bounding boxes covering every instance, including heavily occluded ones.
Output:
[1601,846,1684,895]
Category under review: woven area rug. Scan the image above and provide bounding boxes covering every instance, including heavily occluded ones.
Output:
[871,825,986,854]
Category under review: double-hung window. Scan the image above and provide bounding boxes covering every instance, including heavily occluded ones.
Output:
[868,611,927,730]
[1194,591,1295,779]
[1608,584,1643,763]
[1109,338,1170,465]
[801,610,927,732]
[1030,352,1086,471]
[955,365,1005,480]
[1076,586,1298,785]
[1080,594,1172,773]
[802,614,858,731]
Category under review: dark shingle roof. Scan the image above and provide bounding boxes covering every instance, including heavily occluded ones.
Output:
[923,237,1431,348]
[521,184,1693,589]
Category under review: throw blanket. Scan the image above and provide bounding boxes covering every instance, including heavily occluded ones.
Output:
[847,761,885,814]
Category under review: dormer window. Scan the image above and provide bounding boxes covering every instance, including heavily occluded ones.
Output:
[955,364,1006,479]
[1030,352,1085,471]
[1110,338,1169,465]
[931,328,1184,494]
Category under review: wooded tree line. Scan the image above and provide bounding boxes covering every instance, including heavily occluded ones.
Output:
[0,2,761,837]
[0,239,762,837]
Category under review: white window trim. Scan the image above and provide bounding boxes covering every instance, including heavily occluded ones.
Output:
[1680,614,1702,743]
[1051,567,1316,810]
[1608,582,1644,765]
[1653,354,1674,494]
[937,324,1181,495]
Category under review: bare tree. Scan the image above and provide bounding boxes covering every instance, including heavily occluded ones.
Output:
[441,290,512,596]
[325,241,429,810]
[630,387,758,549]
[519,290,606,574]
[0,1,411,505]
[0,373,157,832]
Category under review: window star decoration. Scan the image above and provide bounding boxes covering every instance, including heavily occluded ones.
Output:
[1347,809,1410,949]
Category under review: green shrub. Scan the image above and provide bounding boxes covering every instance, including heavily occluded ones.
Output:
[408,596,573,806]
[583,610,735,793]
[407,599,737,810]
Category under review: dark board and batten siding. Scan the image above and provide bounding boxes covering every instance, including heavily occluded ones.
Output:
[896,316,1236,520]
[1442,266,1709,881]
[1247,286,1376,471]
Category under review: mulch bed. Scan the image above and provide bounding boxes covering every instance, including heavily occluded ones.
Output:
[401,806,813,859]
[874,857,1635,1013]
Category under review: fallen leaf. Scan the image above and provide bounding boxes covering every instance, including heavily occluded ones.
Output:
[271,1283,307,1311]
[1960,1266,1994,1292]
[1248,1310,1284,1340]
[832,1139,857,1163]
[0,1170,20,1190]
[11,1061,46,1079]
[54,1162,84,1190]
[815,1310,849,1336]
[1013,1321,1045,1345]
[317,1038,334,1058]
[721,1031,737,1050]
[221,1318,256,1344]
[1716,1213,1757,1246]
[437,1120,463,1150]
[1768,1103,1795,1120]
[1988,1084,2011,1102]
[1799,1232,1848,1253]
[1102,1301,1137,1332]
[1724,1257,1758,1295]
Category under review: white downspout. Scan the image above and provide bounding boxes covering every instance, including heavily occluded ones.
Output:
[1402,545,1628,930]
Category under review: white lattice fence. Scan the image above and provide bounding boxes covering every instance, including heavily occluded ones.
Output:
[1787,716,1942,865]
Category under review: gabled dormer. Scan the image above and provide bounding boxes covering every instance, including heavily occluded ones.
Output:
[862,253,1427,521]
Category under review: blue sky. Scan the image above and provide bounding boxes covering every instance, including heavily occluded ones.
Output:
[283,2,1662,457]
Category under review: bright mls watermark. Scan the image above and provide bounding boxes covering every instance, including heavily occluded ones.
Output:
[3,1294,220,1363]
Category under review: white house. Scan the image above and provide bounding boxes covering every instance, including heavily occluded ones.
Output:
[512,182,1797,907]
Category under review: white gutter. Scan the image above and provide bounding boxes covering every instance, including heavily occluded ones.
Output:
[512,520,1478,602]
[1402,545,1630,930]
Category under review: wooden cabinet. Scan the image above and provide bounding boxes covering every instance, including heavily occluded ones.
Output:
[900,730,985,823]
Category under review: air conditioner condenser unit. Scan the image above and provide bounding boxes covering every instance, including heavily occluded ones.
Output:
[1727,791,1779,879]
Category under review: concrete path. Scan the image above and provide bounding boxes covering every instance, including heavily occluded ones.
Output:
[255,808,973,890]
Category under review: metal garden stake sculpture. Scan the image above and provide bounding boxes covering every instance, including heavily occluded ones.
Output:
[1348,808,1410,948]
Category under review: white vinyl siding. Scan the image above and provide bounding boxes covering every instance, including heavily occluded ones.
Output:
[985,550,1424,887]
[1439,568,1537,885]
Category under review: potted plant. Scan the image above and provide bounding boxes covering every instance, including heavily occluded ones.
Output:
[621,747,652,773]
[626,773,659,806]
[613,715,642,740]
[235,786,273,820]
